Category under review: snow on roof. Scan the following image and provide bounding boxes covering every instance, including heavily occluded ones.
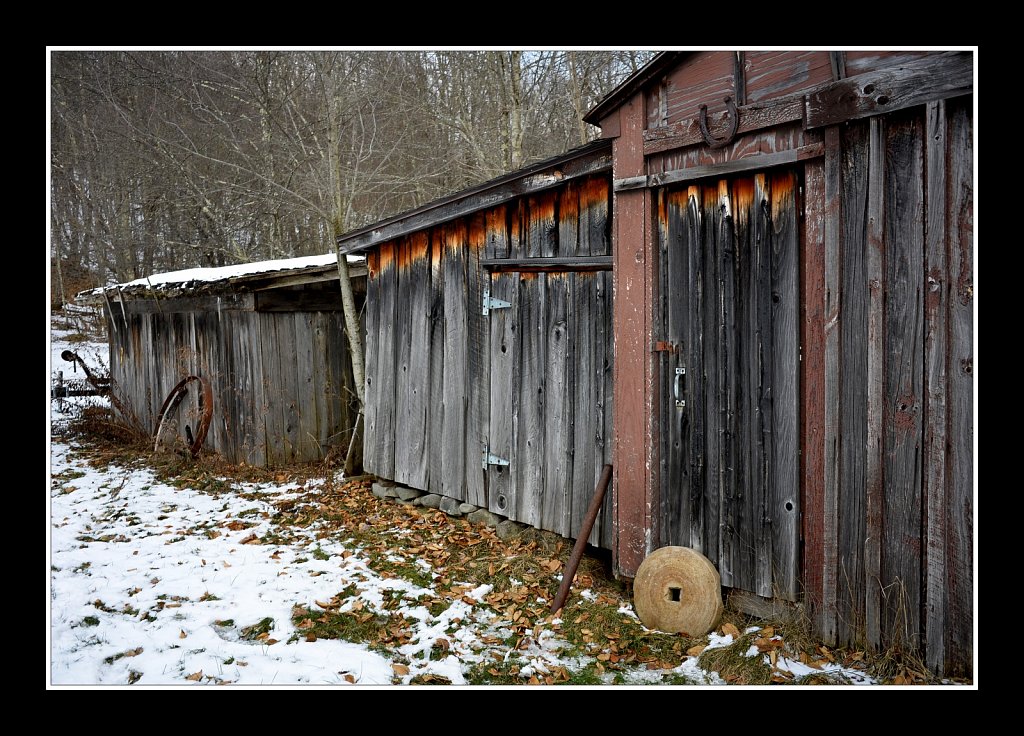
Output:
[78,253,365,302]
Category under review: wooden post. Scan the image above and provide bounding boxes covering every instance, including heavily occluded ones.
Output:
[611,92,656,578]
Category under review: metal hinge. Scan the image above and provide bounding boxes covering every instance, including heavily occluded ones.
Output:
[483,449,510,469]
[482,288,511,315]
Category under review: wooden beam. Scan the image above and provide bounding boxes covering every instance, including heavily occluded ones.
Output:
[120,293,255,315]
[248,265,367,291]
[617,144,824,192]
[805,52,972,129]
[481,256,612,272]
[612,92,652,577]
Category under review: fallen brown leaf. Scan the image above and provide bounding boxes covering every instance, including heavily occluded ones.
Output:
[392,663,410,676]
[239,533,259,545]
[179,630,187,639]
[686,644,706,657]
[721,622,741,638]
[344,674,356,684]
[185,671,203,681]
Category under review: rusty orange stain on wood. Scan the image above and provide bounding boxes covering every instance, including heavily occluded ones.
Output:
[445,221,467,253]
[430,231,443,268]
[579,176,608,210]
[731,177,754,226]
[519,272,538,282]
[410,231,429,262]
[378,243,395,272]
[560,180,579,221]
[469,214,486,251]
[769,171,794,221]
[368,250,380,278]
[530,191,557,224]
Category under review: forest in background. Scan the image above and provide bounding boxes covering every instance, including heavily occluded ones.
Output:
[50,50,655,302]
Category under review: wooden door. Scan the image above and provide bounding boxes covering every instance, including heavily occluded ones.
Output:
[658,170,800,600]
[485,269,613,546]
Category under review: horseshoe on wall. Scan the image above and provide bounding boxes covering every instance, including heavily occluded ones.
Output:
[698,96,740,149]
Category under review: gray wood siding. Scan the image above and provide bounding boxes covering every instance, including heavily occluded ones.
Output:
[364,173,614,547]
[108,296,358,467]
[816,97,973,677]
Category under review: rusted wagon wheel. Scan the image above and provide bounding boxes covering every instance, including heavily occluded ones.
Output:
[153,375,213,458]
[633,546,723,636]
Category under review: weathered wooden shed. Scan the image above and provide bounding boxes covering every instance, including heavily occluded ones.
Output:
[585,50,974,675]
[82,255,366,467]
[337,141,616,547]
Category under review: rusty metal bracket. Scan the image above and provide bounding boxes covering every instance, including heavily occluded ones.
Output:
[653,340,678,354]
[153,375,213,458]
[699,96,740,149]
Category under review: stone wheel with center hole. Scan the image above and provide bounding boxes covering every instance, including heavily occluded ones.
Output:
[633,546,723,636]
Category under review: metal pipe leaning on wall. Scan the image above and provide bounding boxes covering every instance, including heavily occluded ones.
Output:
[550,464,613,614]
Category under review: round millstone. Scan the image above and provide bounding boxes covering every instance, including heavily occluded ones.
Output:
[632,546,723,637]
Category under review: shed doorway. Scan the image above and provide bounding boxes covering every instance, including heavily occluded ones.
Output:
[657,169,801,601]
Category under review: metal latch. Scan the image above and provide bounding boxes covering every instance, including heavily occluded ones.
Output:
[482,288,511,315]
[483,450,510,469]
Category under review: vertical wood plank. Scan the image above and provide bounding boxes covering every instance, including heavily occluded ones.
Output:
[486,204,509,260]
[732,175,760,595]
[837,120,869,646]
[309,312,330,456]
[945,98,973,677]
[464,215,488,507]
[820,126,843,643]
[882,111,925,650]
[427,229,446,493]
[752,172,774,599]
[700,185,721,567]
[363,250,382,475]
[292,311,316,461]
[487,268,516,517]
[570,271,597,541]
[923,100,948,672]
[558,180,580,258]
[542,272,571,536]
[214,308,236,462]
[864,116,886,649]
[686,186,708,558]
[408,233,432,490]
[375,243,399,480]
[802,157,828,618]
[283,314,303,462]
[770,169,801,601]
[394,237,414,484]
[716,180,738,589]
[260,313,285,465]
[585,176,612,257]
[598,270,610,552]
[442,223,469,501]
[516,273,546,528]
